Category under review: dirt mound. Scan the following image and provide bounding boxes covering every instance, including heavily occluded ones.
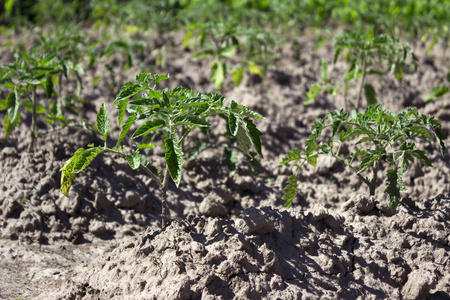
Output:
[44,198,449,299]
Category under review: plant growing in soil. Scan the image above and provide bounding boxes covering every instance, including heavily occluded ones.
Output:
[0,51,81,152]
[306,29,418,110]
[183,21,276,90]
[280,104,446,211]
[60,73,263,227]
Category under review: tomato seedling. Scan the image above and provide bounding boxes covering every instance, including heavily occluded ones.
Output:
[60,73,263,227]
[306,29,418,110]
[280,104,446,211]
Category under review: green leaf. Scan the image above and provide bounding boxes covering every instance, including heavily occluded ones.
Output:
[283,174,299,208]
[116,99,128,126]
[244,117,263,158]
[279,148,303,166]
[165,138,184,187]
[73,147,104,174]
[224,147,237,176]
[364,84,377,106]
[228,112,240,136]
[4,112,20,137]
[152,74,170,85]
[8,88,20,124]
[60,148,85,197]
[130,97,161,107]
[384,167,406,212]
[132,119,165,138]
[45,75,54,99]
[424,86,449,102]
[211,59,225,90]
[116,115,136,147]
[220,46,236,58]
[0,92,14,111]
[18,76,41,85]
[247,61,263,77]
[232,66,245,87]
[321,59,328,83]
[236,125,253,158]
[126,152,141,170]
[137,143,155,150]
[22,101,46,114]
[96,103,109,141]
[174,115,210,127]
[305,83,322,105]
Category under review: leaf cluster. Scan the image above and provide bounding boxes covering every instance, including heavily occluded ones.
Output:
[183,21,279,90]
[306,29,418,109]
[280,104,446,211]
[61,73,264,198]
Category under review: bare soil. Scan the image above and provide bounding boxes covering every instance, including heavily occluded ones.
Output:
[0,30,449,300]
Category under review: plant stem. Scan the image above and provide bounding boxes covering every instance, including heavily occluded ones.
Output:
[356,54,367,111]
[160,166,170,228]
[27,86,37,152]
[369,160,379,195]
[331,153,370,186]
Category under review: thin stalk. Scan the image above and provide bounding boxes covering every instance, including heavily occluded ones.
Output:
[58,73,63,116]
[160,166,170,228]
[27,86,37,153]
[369,160,380,196]
[356,54,367,111]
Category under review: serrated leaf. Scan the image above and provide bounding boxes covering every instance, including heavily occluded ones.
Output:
[45,75,54,99]
[410,150,432,166]
[279,148,303,166]
[152,74,170,85]
[174,115,210,127]
[116,99,128,126]
[60,148,85,197]
[244,117,263,158]
[18,75,41,85]
[97,103,109,141]
[424,86,449,102]
[283,174,299,208]
[4,112,20,137]
[220,46,236,58]
[116,115,136,146]
[73,147,103,173]
[228,112,240,136]
[132,119,165,138]
[22,101,46,114]
[236,125,252,158]
[211,59,225,90]
[0,92,15,111]
[232,66,245,87]
[364,84,377,105]
[8,88,20,124]
[305,83,322,105]
[126,152,141,169]
[181,96,209,107]
[165,138,183,187]
[224,147,237,176]
[247,61,263,77]
[137,143,155,150]
[384,167,406,212]
[130,97,161,107]
[321,59,328,83]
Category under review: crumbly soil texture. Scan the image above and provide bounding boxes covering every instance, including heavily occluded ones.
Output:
[0,31,449,300]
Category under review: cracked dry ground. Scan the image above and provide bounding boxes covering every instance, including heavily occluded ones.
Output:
[0,31,449,299]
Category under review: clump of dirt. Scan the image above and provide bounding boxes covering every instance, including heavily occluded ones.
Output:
[43,196,449,300]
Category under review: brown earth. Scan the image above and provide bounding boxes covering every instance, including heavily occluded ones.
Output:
[0,30,449,300]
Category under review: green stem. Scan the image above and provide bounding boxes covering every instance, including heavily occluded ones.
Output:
[356,54,367,111]
[369,159,380,196]
[27,86,37,153]
[331,153,370,186]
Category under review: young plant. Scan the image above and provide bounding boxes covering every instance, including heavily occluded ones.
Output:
[280,104,446,211]
[183,21,277,90]
[306,29,418,110]
[0,52,76,151]
[60,73,263,227]
[425,70,450,102]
